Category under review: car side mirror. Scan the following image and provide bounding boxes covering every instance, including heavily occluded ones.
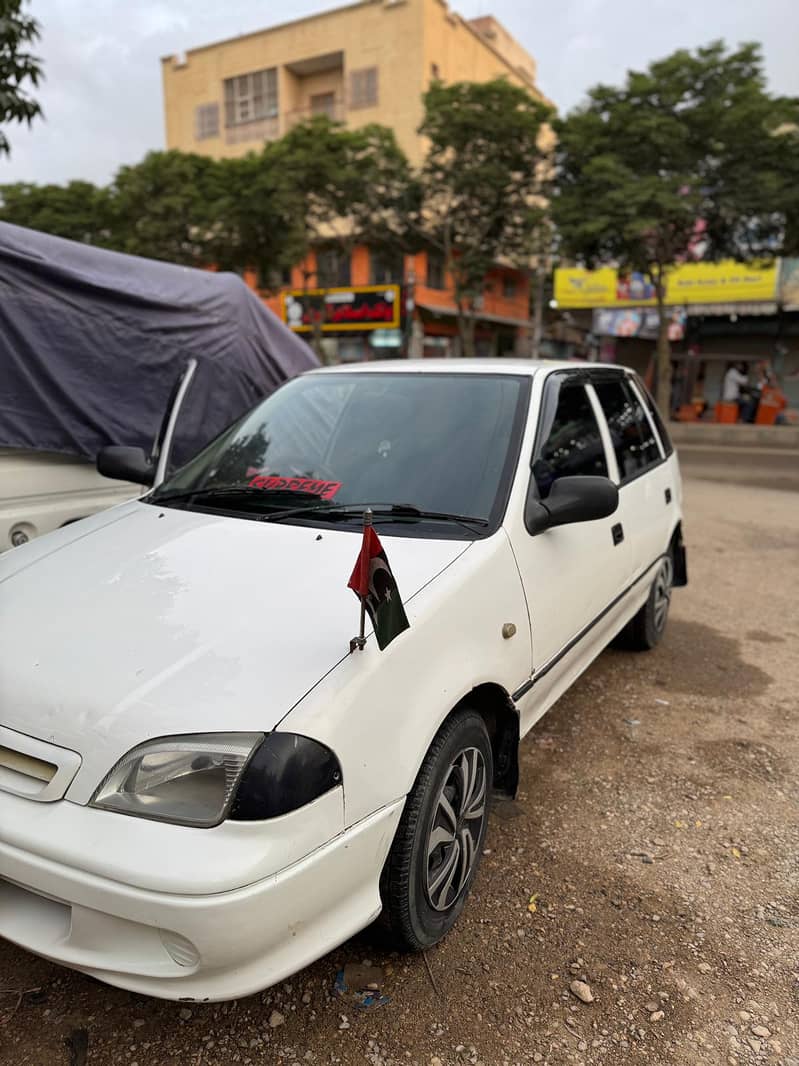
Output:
[525,475,619,534]
[96,446,155,486]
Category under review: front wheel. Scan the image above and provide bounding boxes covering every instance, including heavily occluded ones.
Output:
[381,709,492,951]
[617,553,674,651]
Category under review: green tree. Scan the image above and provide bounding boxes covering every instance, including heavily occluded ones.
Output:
[0,180,112,243]
[417,79,553,357]
[553,41,799,408]
[0,0,42,157]
[267,117,417,357]
[107,150,228,265]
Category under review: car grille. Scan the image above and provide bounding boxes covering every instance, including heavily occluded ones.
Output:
[0,726,81,802]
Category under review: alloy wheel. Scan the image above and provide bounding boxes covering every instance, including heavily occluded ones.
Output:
[653,556,674,633]
[425,747,487,912]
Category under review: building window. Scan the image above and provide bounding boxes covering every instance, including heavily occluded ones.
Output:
[431,63,441,80]
[224,68,278,127]
[370,249,404,285]
[503,276,518,299]
[316,247,351,288]
[426,251,445,290]
[311,92,337,119]
[195,103,220,140]
[350,67,378,110]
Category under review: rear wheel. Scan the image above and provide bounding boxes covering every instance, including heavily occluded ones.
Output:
[617,553,674,651]
[382,709,492,951]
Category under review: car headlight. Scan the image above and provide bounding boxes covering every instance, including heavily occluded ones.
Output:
[91,733,264,828]
[90,731,343,827]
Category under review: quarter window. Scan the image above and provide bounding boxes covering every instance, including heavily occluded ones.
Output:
[533,382,608,499]
[632,376,674,457]
[594,378,662,483]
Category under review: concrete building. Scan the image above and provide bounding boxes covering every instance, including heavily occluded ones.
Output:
[161,0,551,360]
[161,0,548,166]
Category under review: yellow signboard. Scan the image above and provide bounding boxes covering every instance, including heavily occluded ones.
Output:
[554,261,779,309]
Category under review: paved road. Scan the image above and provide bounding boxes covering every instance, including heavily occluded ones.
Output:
[2,477,798,1066]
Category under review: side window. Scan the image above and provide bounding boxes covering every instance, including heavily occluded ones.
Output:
[533,381,609,499]
[594,378,662,483]
[631,376,674,457]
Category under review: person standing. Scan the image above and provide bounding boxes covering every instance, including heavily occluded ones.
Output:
[722,361,750,420]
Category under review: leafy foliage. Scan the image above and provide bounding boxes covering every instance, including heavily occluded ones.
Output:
[553,41,799,402]
[418,79,553,355]
[0,0,42,157]
[0,180,111,243]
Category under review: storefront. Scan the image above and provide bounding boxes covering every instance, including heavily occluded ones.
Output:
[280,283,406,362]
[552,261,799,416]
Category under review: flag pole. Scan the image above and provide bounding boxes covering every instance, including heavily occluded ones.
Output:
[350,508,372,653]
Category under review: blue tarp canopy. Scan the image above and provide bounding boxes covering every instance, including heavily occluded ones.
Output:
[0,223,318,466]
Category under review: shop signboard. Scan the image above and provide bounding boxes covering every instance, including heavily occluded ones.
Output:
[555,261,779,309]
[779,259,799,310]
[593,307,686,340]
[282,285,401,332]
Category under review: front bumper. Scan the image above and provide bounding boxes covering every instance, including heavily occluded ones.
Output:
[0,798,404,1001]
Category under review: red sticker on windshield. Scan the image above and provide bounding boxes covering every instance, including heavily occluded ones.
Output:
[248,474,342,500]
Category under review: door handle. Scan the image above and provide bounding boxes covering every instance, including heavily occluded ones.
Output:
[665,488,672,504]
[612,523,624,546]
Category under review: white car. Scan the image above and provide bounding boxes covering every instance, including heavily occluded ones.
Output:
[0,360,686,1002]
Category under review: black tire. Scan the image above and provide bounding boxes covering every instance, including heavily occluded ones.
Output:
[616,553,674,651]
[381,709,493,951]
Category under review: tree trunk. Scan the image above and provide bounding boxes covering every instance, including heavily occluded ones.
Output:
[457,308,477,357]
[654,271,671,415]
[530,265,545,358]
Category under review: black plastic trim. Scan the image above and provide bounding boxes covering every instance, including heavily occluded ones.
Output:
[230,732,342,821]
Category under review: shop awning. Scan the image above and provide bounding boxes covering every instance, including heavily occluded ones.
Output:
[688,302,778,316]
[416,302,533,329]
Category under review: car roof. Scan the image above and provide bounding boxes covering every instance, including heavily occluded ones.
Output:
[306,358,629,378]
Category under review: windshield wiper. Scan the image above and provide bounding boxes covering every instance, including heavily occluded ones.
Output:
[260,501,489,534]
[148,487,326,508]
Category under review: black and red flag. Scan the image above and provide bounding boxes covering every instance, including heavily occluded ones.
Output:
[347,523,409,651]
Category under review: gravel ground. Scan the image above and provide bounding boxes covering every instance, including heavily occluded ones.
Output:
[2,476,797,1066]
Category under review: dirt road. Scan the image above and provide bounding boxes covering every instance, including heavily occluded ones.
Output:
[2,477,797,1066]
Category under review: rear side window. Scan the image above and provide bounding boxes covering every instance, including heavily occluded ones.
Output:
[533,381,609,499]
[631,377,674,457]
[594,378,662,483]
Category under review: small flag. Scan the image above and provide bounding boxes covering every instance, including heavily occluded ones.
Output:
[347,524,409,651]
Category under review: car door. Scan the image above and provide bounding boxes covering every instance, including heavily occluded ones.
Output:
[506,371,631,734]
[590,373,671,582]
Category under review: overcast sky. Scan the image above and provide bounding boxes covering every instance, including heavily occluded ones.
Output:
[3,0,798,186]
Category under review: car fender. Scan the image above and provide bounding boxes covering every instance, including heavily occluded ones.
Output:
[277,530,532,828]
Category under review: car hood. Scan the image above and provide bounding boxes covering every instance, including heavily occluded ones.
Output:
[0,501,470,801]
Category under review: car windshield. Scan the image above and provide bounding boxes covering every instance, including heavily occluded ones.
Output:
[150,372,529,533]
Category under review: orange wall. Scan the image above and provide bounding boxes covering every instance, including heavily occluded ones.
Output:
[255,245,530,327]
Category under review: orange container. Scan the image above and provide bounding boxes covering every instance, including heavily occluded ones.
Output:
[714,402,739,423]
[755,387,787,425]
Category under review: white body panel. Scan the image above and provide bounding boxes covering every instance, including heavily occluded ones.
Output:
[0,359,684,1001]
[0,449,139,552]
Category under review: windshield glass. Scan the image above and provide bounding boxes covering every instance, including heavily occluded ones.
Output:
[151,372,529,531]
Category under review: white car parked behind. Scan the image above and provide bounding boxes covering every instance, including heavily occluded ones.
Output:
[0,360,686,1001]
